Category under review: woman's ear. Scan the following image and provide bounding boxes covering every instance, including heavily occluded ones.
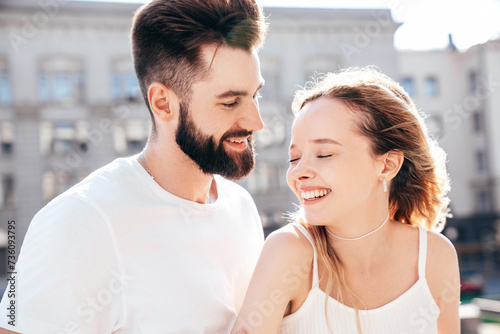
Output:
[380,151,404,182]
[147,82,180,123]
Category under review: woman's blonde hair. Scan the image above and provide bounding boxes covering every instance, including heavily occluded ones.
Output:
[291,67,451,332]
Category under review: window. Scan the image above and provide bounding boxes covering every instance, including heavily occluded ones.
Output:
[469,71,477,92]
[401,77,415,97]
[0,122,14,155]
[40,121,88,155]
[53,73,72,100]
[111,58,141,102]
[39,72,50,101]
[424,77,439,98]
[111,73,141,102]
[38,57,84,104]
[38,72,84,103]
[477,190,490,215]
[0,57,10,106]
[0,72,10,106]
[476,150,486,173]
[0,174,15,209]
[113,120,149,154]
[473,111,482,133]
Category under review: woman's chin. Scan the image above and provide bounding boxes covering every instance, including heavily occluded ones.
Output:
[303,215,328,227]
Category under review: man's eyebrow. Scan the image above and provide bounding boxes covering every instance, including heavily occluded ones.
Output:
[289,138,343,150]
[215,82,264,99]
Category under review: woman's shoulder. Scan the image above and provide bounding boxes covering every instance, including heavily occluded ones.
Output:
[425,228,459,272]
[263,223,315,269]
[263,224,316,307]
[267,223,314,251]
[424,227,460,304]
[394,222,457,265]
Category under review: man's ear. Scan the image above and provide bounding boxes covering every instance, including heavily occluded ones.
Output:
[380,151,404,182]
[147,82,180,122]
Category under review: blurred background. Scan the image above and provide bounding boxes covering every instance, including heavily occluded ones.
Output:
[0,0,499,332]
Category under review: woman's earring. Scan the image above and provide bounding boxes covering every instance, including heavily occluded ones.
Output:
[383,178,388,193]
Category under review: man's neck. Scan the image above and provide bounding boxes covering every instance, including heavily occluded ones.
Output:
[140,142,217,204]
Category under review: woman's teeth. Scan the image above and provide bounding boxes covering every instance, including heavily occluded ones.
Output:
[301,189,331,200]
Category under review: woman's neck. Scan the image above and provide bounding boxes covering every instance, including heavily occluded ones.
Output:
[327,212,394,272]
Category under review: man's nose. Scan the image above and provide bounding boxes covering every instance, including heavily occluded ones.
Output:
[238,99,264,132]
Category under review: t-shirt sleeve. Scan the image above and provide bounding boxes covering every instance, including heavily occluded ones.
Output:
[0,196,124,333]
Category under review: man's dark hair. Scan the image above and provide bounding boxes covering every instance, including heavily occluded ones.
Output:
[131,0,268,133]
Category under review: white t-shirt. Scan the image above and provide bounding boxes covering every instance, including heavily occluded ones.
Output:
[0,156,264,333]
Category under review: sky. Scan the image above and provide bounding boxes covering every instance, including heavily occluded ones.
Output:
[81,0,500,51]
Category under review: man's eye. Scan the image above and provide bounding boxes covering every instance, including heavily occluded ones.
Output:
[289,158,300,163]
[318,155,333,159]
[223,101,238,108]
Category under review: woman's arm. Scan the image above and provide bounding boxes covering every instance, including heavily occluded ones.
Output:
[427,231,461,333]
[231,226,314,334]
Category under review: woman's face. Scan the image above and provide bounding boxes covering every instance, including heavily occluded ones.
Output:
[286,97,385,226]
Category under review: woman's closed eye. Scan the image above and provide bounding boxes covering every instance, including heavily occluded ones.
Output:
[289,154,334,163]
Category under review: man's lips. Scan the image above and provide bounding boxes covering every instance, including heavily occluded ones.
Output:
[224,137,248,150]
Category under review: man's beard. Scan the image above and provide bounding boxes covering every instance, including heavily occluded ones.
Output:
[175,102,256,181]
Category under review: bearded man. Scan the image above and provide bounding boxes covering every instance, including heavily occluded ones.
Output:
[0,0,268,333]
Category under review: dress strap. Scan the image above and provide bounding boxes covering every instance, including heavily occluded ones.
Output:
[291,223,320,287]
[417,226,428,279]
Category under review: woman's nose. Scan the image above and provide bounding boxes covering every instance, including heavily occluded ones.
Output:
[289,159,314,181]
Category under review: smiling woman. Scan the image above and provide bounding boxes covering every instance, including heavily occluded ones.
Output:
[231,67,460,334]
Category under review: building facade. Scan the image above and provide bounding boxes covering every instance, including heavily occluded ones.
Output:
[0,0,498,274]
[399,40,500,271]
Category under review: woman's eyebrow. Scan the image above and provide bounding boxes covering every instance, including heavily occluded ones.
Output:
[289,138,342,150]
[311,138,343,146]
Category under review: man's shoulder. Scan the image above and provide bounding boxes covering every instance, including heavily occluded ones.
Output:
[76,156,137,188]
[36,156,141,221]
[54,156,138,200]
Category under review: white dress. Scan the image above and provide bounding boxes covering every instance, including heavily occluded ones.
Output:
[278,223,439,334]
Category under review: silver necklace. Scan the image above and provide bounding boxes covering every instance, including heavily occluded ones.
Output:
[325,214,390,241]
[139,153,154,180]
